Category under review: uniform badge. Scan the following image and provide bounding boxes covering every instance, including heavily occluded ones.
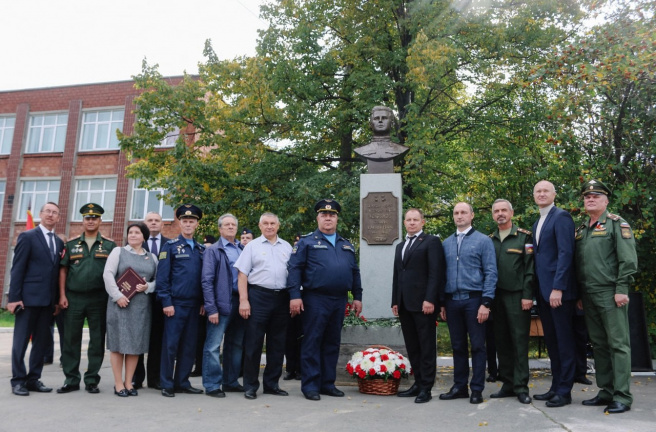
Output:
[524,244,534,254]
[621,227,632,239]
[159,251,168,260]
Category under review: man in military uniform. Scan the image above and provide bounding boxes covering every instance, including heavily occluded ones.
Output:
[488,199,534,404]
[58,203,116,394]
[157,204,206,397]
[287,199,363,401]
[576,180,638,414]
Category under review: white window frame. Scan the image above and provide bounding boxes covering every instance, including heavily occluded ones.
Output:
[73,177,117,221]
[25,112,68,153]
[16,179,61,222]
[0,180,6,219]
[79,108,124,151]
[0,116,15,155]
[129,179,175,221]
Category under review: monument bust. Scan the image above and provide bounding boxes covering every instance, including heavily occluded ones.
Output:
[354,106,409,174]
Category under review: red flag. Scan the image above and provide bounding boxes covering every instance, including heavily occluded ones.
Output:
[26,205,34,229]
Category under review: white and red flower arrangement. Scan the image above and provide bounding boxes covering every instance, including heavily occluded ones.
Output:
[346,347,412,381]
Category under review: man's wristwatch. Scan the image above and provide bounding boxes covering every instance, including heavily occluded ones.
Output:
[481,300,492,310]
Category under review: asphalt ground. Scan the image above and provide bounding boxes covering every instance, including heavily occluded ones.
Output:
[0,328,654,432]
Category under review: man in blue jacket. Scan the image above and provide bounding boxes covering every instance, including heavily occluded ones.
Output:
[287,199,363,401]
[8,202,64,396]
[531,180,577,408]
[201,213,243,398]
[157,204,205,397]
[439,202,497,405]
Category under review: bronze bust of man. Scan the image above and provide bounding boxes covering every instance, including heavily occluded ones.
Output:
[354,106,409,173]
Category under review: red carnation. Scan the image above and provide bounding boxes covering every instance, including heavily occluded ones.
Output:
[380,364,387,372]
[369,356,376,362]
[369,368,376,376]
[358,370,366,379]
[400,364,406,369]
[380,354,389,361]
[393,370,401,379]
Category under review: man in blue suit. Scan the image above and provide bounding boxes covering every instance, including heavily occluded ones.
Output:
[531,180,577,408]
[8,202,65,396]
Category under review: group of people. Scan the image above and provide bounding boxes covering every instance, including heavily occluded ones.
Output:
[8,198,363,403]
[8,179,637,414]
[393,179,637,415]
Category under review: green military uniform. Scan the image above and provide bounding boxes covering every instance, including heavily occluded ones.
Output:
[575,199,637,407]
[60,204,116,389]
[489,225,534,395]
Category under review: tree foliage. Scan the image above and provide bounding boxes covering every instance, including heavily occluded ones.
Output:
[120,0,656,347]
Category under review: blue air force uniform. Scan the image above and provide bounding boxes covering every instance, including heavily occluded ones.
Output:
[287,200,362,396]
[156,205,205,393]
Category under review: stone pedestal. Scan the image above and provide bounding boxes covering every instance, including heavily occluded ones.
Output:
[359,173,402,319]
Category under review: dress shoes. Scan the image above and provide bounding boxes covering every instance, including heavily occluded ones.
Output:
[283,372,296,381]
[179,386,203,394]
[223,384,244,392]
[439,387,469,400]
[206,389,226,398]
[320,388,344,397]
[574,376,593,385]
[415,390,432,404]
[582,395,611,406]
[57,384,80,394]
[486,374,498,383]
[533,390,555,401]
[517,393,532,404]
[114,387,129,397]
[244,389,258,400]
[397,384,420,398]
[304,391,321,401]
[604,401,631,414]
[264,387,289,396]
[490,389,515,398]
[127,388,138,396]
[470,391,484,404]
[545,394,571,408]
[26,380,52,393]
[85,384,100,394]
[12,384,29,396]
[161,388,175,397]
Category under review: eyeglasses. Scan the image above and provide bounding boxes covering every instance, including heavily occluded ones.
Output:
[41,210,59,216]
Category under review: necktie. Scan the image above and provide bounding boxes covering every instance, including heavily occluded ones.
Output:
[402,235,416,260]
[457,233,464,253]
[150,237,158,257]
[48,232,56,262]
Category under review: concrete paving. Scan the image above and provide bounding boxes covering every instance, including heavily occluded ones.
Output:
[0,328,655,432]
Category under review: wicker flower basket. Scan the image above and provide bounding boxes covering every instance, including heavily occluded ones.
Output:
[357,377,400,395]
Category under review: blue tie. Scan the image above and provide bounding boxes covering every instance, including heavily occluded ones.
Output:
[48,232,56,262]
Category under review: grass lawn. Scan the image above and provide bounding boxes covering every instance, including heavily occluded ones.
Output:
[0,309,15,327]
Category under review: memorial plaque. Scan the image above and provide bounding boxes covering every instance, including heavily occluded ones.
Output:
[361,192,399,245]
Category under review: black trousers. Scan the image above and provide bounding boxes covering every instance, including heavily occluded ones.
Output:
[242,287,289,392]
[398,306,437,391]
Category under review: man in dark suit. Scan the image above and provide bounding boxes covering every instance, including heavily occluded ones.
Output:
[8,202,65,396]
[392,208,445,404]
[531,180,577,408]
[133,211,170,389]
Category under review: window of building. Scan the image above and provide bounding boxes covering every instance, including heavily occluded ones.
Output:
[156,127,179,148]
[25,113,68,153]
[73,178,117,221]
[0,180,5,218]
[0,116,15,155]
[16,180,60,222]
[130,179,175,220]
[79,109,124,151]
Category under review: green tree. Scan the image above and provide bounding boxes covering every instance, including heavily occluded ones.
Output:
[535,0,656,349]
